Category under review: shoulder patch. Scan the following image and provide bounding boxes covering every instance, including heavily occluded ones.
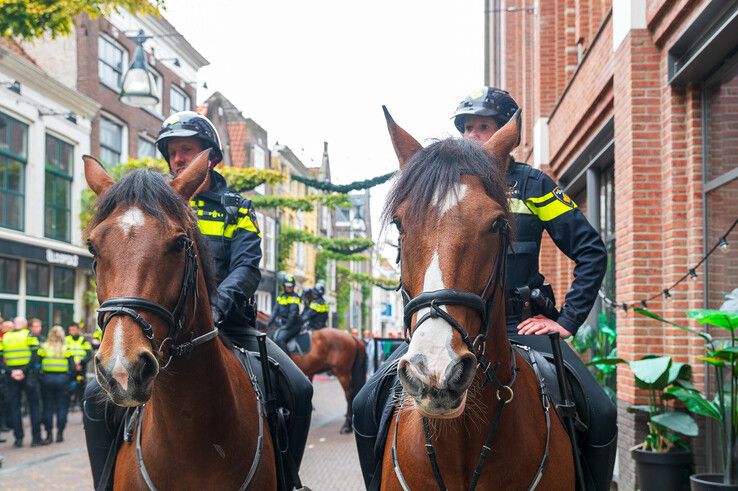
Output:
[552,187,575,207]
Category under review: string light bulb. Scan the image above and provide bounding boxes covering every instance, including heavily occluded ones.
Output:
[719,237,730,251]
[663,289,671,300]
[640,300,648,308]
[689,269,698,281]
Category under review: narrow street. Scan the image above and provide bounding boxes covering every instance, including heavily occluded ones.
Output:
[0,376,363,490]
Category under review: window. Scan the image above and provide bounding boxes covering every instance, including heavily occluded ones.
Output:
[26,262,50,296]
[0,257,19,293]
[137,137,157,158]
[704,67,738,309]
[170,86,190,114]
[25,263,75,327]
[599,166,616,327]
[257,214,276,271]
[45,135,73,242]
[253,146,266,194]
[100,118,123,166]
[0,112,27,230]
[0,299,17,319]
[98,35,126,91]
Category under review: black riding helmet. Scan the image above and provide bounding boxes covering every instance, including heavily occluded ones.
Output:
[283,274,296,288]
[156,111,223,168]
[452,87,519,133]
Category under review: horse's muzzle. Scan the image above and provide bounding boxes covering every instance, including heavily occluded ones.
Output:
[398,352,476,417]
[95,351,159,406]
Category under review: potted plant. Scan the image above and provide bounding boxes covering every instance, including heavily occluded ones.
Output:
[622,355,697,491]
[635,291,738,490]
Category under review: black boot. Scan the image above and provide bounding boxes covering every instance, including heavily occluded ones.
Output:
[42,432,52,445]
[56,430,64,443]
[583,432,618,491]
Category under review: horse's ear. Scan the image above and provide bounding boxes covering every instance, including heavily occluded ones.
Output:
[383,106,422,169]
[170,148,211,200]
[482,109,521,172]
[83,155,115,196]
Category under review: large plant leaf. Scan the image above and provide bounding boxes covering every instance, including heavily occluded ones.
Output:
[698,356,726,368]
[652,412,699,437]
[629,356,671,390]
[571,323,596,353]
[635,307,713,343]
[667,387,722,421]
[688,310,738,332]
[721,289,738,312]
[587,356,625,367]
[627,404,653,414]
[667,361,692,384]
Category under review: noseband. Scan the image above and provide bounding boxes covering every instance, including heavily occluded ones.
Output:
[400,216,510,389]
[95,236,217,365]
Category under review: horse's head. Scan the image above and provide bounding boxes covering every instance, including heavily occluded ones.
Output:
[84,150,213,406]
[383,106,520,418]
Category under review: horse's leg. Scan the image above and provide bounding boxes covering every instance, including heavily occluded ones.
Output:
[335,370,353,434]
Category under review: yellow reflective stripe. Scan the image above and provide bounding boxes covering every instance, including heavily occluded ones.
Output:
[237,214,261,237]
[189,200,204,207]
[309,302,329,312]
[528,198,577,221]
[277,296,301,305]
[197,219,237,238]
[526,191,554,205]
[509,198,532,215]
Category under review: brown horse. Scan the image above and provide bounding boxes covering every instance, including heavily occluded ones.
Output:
[85,151,276,490]
[291,328,366,434]
[378,108,574,490]
[256,311,366,434]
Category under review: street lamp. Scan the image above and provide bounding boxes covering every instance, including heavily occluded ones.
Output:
[119,30,159,108]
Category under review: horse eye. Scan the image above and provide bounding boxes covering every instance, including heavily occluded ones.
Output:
[174,237,186,251]
[87,240,96,256]
[392,218,403,234]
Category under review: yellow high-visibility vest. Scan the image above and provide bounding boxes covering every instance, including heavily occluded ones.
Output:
[1,328,39,367]
[38,347,73,373]
[65,335,91,364]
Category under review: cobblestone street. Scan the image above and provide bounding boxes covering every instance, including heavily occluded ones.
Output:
[0,376,363,490]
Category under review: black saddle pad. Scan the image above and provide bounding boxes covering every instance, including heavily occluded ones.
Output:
[286,331,311,355]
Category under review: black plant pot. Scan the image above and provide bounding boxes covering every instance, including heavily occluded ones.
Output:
[690,473,738,491]
[632,447,692,491]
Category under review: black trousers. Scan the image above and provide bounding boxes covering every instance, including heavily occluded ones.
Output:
[83,330,313,490]
[41,373,71,434]
[352,333,617,490]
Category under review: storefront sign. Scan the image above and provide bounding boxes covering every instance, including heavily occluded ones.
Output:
[45,249,80,268]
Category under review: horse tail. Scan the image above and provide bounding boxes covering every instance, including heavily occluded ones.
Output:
[349,336,367,402]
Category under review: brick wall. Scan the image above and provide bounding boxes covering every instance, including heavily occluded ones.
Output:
[75,14,196,161]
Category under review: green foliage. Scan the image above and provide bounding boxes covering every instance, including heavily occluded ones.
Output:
[250,193,351,212]
[277,227,374,273]
[335,265,399,291]
[0,0,163,39]
[218,166,285,192]
[617,355,697,452]
[361,282,372,327]
[336,267,351,329]
[315,252,328,284]
[571,312,618,402]
[290,171,396,193]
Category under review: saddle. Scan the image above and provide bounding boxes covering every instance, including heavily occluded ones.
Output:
[286,330,312,355]
[366,343,591,490]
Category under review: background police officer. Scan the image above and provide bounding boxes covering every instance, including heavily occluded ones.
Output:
[302,282,329,330]
[269,274,302,350]
[0,316,43,447]
[66,322,91,409]
[83,112,312,490]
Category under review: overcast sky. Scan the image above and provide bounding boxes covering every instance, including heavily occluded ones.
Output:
[163,0,485,252]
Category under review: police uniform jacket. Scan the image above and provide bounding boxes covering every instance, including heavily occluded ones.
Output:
[272,292,302,332]
[190,170,262,325]
[302,296,329,330]
[507,161,607,335]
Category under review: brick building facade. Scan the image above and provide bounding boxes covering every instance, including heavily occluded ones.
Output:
[487,0,738,487]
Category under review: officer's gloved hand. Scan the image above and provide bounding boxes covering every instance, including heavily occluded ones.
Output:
[211,306,224,327]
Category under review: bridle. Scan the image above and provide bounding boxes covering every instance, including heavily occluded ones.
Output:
[94,234,218,367]
[392,214,532,491]
[399,215,511,391]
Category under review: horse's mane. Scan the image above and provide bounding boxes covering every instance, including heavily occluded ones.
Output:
[382,138,509,225]
[87,169,216,297]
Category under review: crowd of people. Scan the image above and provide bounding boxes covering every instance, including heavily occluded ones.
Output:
[0,316,95,448]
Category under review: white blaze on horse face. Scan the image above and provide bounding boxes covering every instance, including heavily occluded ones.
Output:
[110,319,130,391]
[435,184,468,216]
[403,251,455,387]
[118,207,145,235]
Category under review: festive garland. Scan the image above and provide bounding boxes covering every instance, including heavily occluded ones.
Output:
[290,171,396,193]
[326,244,373,255]
[336,265,400,291]
[250,193,351,212]
[277,227,374,272]
[218,166,285,191]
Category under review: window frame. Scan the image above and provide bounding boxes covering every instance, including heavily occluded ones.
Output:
[169,85,191,115]
[98,34,128,92]
[99,117,124,167]
[44,134,74,242]
[0,112,28,231]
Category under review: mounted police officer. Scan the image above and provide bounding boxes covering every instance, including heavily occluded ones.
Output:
[83,111,312,490]
[353,88,615,491]
[268,274,302,351]
[302,282,328,330]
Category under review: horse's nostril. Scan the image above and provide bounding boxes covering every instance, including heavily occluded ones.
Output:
[446,354,476,393]
[135,351,159,381]
[398,359,424,396]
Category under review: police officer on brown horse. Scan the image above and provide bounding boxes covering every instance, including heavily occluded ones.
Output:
[353,88,616,491]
